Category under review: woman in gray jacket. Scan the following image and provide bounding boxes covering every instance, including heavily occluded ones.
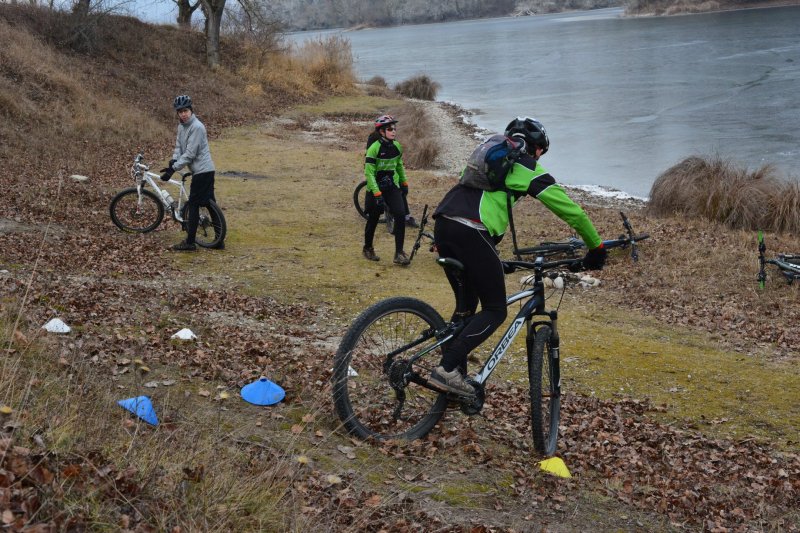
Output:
[160,94,221,251]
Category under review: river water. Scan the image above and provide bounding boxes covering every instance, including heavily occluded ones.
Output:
[291,6,800,198]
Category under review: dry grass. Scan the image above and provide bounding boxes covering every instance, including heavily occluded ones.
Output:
[240,36,357,98]
[393,74,441,101]
[381,102,440,169]
[0,290,359,530]
[647,155,800,233]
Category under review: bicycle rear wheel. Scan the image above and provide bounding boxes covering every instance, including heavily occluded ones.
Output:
[353,180,386,223]
[528,324,561,456]
[181,200,226,248]
[333,297,447,440]
[109,188,164,233]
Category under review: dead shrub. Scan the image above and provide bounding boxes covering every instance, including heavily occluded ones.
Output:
[366,76,387,87]
[364,75,394,97]
[294,36,357,95]
[647,155,800,233]
[388,102,439,169]
[393,74,440,101]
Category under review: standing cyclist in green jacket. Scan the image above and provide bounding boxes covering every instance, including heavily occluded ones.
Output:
[362,115,411,265]
[429,116,607,395]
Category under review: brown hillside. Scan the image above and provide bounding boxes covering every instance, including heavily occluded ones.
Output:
[0,4,304,226]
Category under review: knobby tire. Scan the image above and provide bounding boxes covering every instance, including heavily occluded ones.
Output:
[109,188,164,233]
[333,297,448,440]
[528,324,561,456]
[180,200,227,248]
[353,180,387,224]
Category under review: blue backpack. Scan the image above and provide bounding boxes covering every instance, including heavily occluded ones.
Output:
[459,134,524,191]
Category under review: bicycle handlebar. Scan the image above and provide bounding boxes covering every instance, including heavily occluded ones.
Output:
[502,257,583,274]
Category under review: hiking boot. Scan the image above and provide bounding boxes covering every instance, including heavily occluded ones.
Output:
[171,240,197,252]
[430,366,474,396]
[405,216,419,228]
[363,246,380,261]
[393,251,410,266]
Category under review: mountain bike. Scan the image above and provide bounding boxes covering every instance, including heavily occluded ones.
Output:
[332,253,587,456]
[514,211,649,262]
[110,153,226,248]
[757,231,800,287]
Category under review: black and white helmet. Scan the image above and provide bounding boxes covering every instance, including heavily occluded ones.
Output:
[173,94,193,111]
[504,116,549,155]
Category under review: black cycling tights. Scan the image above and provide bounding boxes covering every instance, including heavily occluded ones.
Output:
[185,171,215,245]
[364,186,406,253]
[434,216,507,373]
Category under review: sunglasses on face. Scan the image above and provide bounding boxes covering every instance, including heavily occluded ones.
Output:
[384,126,397,132]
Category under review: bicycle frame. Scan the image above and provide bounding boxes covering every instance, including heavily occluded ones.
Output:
[402,256,574,393]
[514,211,649,262]
[131,154,189,223]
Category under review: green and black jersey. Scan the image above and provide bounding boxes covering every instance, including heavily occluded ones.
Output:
[434,152,602,247]
[364,138,407,195]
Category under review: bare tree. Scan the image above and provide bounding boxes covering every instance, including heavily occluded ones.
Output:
[199,0,225,67]
[172,0,201,28]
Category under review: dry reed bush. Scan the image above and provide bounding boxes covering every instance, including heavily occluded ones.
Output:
[294,36,358,95]
[366,76,388,88]
[647,155,800,233]
[239,36,357,98]
[393,74,441,101]
[363,75,395,97]
[393,103,440,169]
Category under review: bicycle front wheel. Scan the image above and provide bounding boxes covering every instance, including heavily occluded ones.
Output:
[333,297,448,441]
[528,324,561,456]
[109,188,164,233]
[181,200,226,248]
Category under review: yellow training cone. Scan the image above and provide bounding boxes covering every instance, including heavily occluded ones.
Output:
[539,457,572,478]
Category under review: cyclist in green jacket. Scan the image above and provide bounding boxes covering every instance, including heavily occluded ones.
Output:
[362,115,411,265]
[429,116,607,395]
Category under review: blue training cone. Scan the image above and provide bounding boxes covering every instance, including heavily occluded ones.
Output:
[241,377,285,406]
[117,396,159,426]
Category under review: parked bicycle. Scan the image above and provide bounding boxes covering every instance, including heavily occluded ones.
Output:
[110,153,226,248]
[757,231,800,287]
[515,211,649,262]
[333,253,590,456]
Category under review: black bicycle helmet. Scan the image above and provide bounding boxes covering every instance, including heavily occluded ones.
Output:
[504,116,549,155]
[374,114,398,130]
[173,94,193,111]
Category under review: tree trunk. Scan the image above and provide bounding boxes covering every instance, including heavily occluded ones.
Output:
[175,0,200,29]
[72,0,90,17]
[200,0,225,68]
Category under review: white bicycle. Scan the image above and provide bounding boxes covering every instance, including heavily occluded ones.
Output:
[110,153,226,248]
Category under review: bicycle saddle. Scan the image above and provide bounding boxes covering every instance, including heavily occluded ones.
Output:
[437,257,465,271]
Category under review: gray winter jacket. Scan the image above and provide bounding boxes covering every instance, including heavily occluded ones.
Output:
[171,114,215,175]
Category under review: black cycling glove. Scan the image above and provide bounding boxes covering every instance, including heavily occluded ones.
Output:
[582,244,607,271]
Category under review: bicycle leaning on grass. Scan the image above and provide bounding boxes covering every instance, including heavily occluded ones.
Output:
[110,153,226,248]
[332,253,590,456]
[757,231,800,286]
[514,211,650,262]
